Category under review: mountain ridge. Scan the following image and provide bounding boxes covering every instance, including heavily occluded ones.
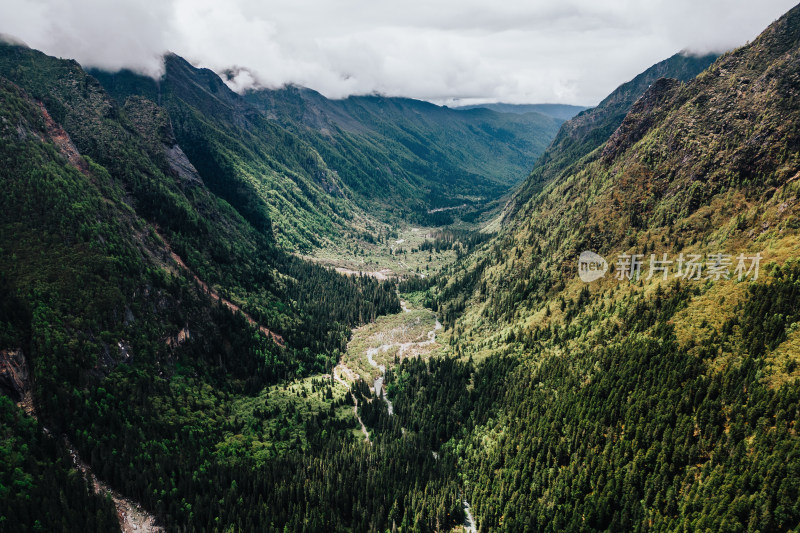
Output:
[453,102,589,121]
[427,6,800,530]
[90,53,563,240]
[504,51,720,222]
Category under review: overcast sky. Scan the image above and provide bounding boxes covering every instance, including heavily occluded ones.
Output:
[1,0,797,105]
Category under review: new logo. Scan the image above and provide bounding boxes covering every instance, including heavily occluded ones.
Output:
[578,251,608,282]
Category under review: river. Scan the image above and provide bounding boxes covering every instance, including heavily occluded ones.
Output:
[360,300,475,530]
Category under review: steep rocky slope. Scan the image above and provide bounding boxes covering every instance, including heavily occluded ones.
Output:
[505,52,718,220]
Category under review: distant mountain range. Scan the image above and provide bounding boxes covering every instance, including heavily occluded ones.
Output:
[453,102,589,121]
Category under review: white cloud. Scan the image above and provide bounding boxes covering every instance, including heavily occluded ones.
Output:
[0,0,796,105]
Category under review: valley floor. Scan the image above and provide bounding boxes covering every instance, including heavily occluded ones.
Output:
[298,224,459,280]
[339,296,444,391]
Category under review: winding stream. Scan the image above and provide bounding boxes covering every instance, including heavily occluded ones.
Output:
[366,346,393,414]
[333,365,371,444]
[462,496,477,532]
[365,300,441,416]
[359,299,475,530]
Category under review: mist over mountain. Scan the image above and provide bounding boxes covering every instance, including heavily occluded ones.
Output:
[3,0,796,105]
[89,53,562,247]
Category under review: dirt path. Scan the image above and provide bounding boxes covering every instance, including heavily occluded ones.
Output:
[155,230,284,346]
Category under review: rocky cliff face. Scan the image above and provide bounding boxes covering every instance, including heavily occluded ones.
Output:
[504,52,719,222]
[0,348,29,402]
[601,77,684,162]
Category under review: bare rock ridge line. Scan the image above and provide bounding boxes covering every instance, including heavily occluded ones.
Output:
[155,229,285,346]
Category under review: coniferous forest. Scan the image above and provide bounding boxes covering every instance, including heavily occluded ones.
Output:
[1,3,800,533]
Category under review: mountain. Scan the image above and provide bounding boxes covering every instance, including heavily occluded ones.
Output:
[0,40,556,532]
[505,51,719,219]
[2,4,800,532]
[242,86,562,218]
[454,102,589,121]
[0,42,424,531]
[90,56,562,243]
[90,54,365,250]
[427,6,800,531]
[0,77,123,531]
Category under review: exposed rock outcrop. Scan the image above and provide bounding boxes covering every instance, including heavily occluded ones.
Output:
[0,348,29,402]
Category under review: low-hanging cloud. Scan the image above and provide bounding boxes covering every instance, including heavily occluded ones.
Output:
[0,0,797,105]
